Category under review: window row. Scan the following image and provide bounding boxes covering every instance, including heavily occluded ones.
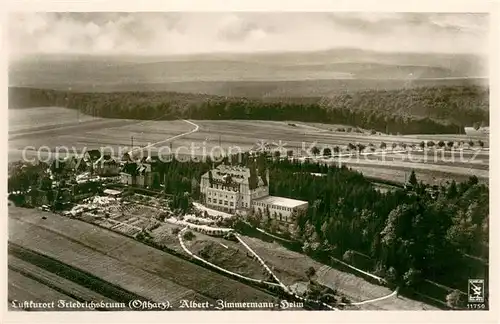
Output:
[207,198,235,207]
[212,184,239,192]
[253,202,293,212]
[207,191,235,199]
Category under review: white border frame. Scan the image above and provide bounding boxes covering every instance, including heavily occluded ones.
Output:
[1,1,498,323]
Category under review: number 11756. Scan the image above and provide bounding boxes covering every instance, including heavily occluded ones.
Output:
[467,303,486,310]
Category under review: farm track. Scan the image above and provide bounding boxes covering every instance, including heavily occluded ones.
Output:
[129,119,199,155]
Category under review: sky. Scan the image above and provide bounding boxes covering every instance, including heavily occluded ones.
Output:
[8,12,489,57]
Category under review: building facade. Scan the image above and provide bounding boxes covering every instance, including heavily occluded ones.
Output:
[200,165,308,223]
[252,195,308,224]
[200,164,269,213]
[93,155,120,177]
[120,162,160,188]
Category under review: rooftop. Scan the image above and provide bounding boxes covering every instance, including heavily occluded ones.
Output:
[103,189,122,196]
[253,195,308,208]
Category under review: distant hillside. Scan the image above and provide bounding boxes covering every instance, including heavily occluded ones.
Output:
[9,85,489,135]
[9,48,487,97]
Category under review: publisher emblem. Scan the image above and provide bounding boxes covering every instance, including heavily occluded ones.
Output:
[468,279,484,303]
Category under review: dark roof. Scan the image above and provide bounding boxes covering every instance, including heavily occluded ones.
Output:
[141,154,163,163]
[121,162,138,175]
[50,159,66,169]
[87,149,102,160]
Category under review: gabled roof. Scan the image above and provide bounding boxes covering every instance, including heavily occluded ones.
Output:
[94,154,118,165]
[86,149,102,160]
[142,154,163,164]
[121,162,138,175]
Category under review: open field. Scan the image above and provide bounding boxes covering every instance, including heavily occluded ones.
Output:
[351,165,484,186]
[8,207,277,307]
[185,236,270,281]
[8,269,82,311]
[9,106,102,134]
[240,236,439,310]
[9,255,121,306]
[9,107,488,184]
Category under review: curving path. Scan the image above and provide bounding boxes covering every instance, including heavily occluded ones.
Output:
[128,119,199,155]
[177,228,280,288]
[338,287,399,306]
[235,234,287,290]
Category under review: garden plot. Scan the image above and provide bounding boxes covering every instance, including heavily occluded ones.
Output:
[69,195,164,237]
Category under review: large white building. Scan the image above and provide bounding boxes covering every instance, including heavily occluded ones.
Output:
[200,164,308,223]
[200,164,269,213]
[252,195,308,223]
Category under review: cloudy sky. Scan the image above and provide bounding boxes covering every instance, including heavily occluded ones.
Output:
[8,12,489,57]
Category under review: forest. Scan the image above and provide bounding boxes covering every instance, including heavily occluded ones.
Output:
[9,85,489,135]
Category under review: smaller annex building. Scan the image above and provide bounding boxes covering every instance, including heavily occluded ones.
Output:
[252,195,308,223]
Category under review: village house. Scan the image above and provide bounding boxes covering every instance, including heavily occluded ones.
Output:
[85,149,102,162]
[120,161,160,188]
[93,154,120,177]
[70,181,102,201]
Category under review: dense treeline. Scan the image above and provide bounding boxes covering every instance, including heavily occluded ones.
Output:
[9,85,488,134]
[266,160,488,290]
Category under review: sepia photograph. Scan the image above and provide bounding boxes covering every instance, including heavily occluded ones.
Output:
[3,4,496,322]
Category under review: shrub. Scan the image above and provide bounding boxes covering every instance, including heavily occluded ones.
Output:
[306,266,316,278]
[183,230,196,241]
[171,227,181,235]
[340,296,351,304]
[446,290,464,309]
